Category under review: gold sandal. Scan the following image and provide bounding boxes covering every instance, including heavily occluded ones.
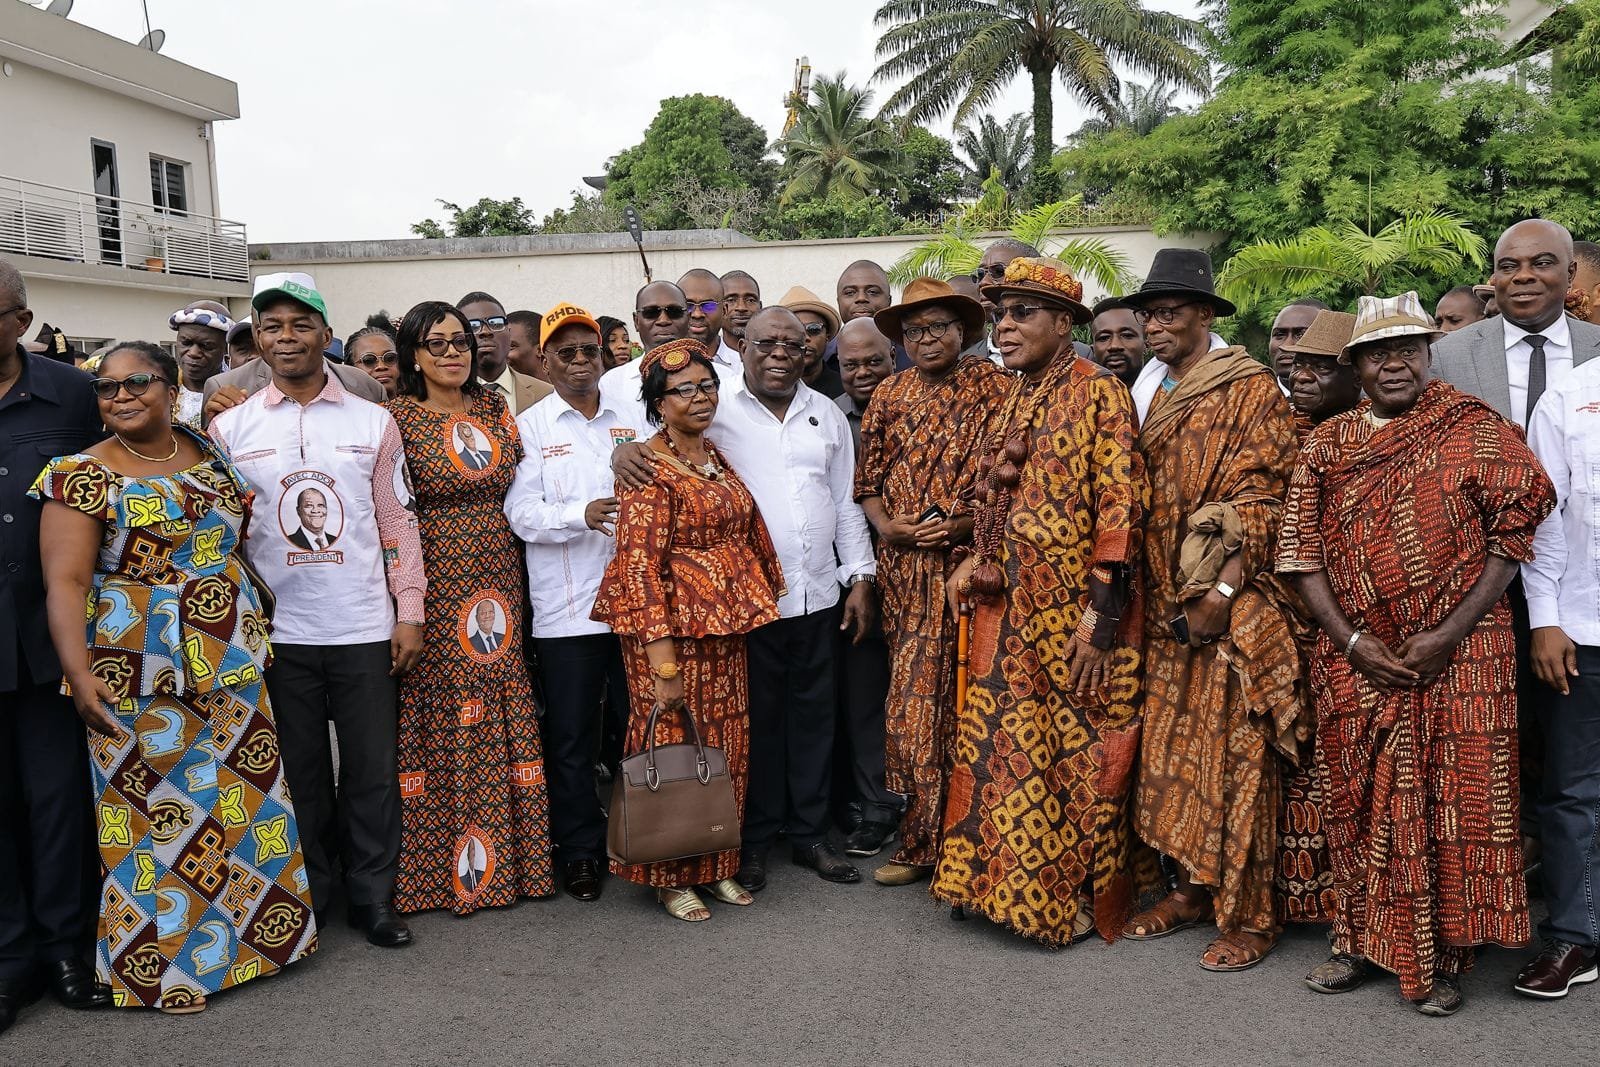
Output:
[705,878,754,906]
[658,887,711,922]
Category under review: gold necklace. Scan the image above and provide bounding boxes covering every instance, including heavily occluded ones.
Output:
[117,433,179,462]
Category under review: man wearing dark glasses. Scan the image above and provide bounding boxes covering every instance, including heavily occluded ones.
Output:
[0,258,110,1033]
[678,269,738,371]
[458,291,551,415]
[598,280,712,431]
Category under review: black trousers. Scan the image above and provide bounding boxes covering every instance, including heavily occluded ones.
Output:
[1508,577,1548,841]
[1537,644,1600,948]
[266,641,399,911]
[0,664,95,980]
[534,633,630,863]
[835,612,898,825]
[744,608,839,850]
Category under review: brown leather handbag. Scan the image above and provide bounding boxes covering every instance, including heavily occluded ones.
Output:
[607,701,741,866]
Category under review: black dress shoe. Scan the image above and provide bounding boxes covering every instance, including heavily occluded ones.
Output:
[348,902,414,948]
[844,820,896,857]
[793,842,861,883]
[0,977,42,1035]
[735,847,769,893]
[1515,938,1600,999]
[44,959,111,1010]
[564,859,604,902]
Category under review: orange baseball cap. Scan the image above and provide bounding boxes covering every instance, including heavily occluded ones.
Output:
[540,302,601,346]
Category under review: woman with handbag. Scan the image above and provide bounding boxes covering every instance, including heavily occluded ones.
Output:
[591,338,783,922]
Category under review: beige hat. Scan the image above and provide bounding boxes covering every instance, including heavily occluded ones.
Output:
[779,285,842,338]
[1341,291,1443,363]
[1280,310,1358,360]
[874,276,985,347]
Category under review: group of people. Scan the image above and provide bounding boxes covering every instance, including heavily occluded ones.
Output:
[2,215,1599,1030]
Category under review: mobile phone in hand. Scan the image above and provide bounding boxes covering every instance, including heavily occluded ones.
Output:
[918,504,948,524]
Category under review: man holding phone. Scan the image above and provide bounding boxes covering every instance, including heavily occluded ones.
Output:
[855,278,1011,886]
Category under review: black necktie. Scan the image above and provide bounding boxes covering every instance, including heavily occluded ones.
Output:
[1525,333,1548,424]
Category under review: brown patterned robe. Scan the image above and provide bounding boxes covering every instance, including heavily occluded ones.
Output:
[1135,346,1308,934]
[932,355,1158,944]
[854,356,1010,866]
[1277,380,1553,999]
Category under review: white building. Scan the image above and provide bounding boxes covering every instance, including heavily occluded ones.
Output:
[0,1,245,352]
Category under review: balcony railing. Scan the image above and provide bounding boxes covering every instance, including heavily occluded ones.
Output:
[0,174,248,284]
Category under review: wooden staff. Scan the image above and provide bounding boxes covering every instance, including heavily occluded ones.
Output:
[955,601,971,717]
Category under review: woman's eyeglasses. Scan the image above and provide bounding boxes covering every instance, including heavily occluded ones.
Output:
[421,335,473,357]
[663,379,720,400]
[467,316,507,333]
[354,352,398,368]
[91,373,167,400]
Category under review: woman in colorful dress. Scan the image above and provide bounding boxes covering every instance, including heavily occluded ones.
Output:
[35,342,316,1014]
[591,338,784,923]
[388,301,553,915]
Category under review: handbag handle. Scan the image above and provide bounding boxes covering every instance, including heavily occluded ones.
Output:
[642,700,711,791]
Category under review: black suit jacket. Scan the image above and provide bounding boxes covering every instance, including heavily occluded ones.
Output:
[470,630,505,655]
[287,527,337,551]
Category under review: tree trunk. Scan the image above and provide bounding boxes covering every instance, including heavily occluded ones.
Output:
[1025,63,1060,206]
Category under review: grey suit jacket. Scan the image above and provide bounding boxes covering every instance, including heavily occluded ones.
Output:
[200,356,387,426]
[1431,315,1600,423]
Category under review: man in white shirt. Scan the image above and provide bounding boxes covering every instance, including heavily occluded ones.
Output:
[1516,364,1600,998]
[209,273,426,950]
[506,303,634,905]
[458,291,552,414]
[680,268,742,372]
[719,269,761,353]
[599,280,716,431]
[168,302,231,427]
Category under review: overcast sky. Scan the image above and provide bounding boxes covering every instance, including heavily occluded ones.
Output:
[56,0,1204,243]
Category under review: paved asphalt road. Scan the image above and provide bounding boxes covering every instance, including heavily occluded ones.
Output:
[6,854,1594,1065]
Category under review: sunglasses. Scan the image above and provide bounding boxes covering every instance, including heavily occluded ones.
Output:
[354,352,398,368]
[748,339,804,358]
[467,316,507,333]
[91,372,167,400]
[640,304,688,321]
[902,319,959,343]
[1133,301,1202,325]
[989,304,1053,324]
[685,300,720,315]
[971,263,1007,281]
[552,342,603,362]
[421,335,473,357]
[663,379,720,400]
[801,322,828,336]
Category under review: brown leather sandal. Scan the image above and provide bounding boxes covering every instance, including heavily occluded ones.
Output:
[1122,891,1215,941]
[1200,928,1280,972]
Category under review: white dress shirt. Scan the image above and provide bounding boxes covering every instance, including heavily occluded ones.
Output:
[597,352,742,432]
[1505,314,1573,430]
[715,336,742,372]
[1523,355,1600,646]
[505,391,636,638]
[713,377,874,618]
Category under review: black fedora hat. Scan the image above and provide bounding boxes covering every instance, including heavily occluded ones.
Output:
[1123,248,1237,317]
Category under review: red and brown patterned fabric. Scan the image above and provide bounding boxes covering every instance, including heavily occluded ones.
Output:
[854,355,1009,866]
[1277,379,1554,999]
[389,391,553,914]
[931,355,1159,944]
[1135,347,1309,935]
[593,446,783,887]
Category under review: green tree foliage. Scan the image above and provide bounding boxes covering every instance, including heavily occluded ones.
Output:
[755,196,909,242]
[956,112,1031,196]
[872,0,1210,205]
[1069,80,1183,138]
[604,94,778,229]
[891,125,966,219]
[775,74,900,205]
[410,197,538,239]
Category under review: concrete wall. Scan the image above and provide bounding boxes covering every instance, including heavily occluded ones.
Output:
[246,226,1220,335]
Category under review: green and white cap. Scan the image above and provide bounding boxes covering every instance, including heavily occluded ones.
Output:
[251,271,328,320]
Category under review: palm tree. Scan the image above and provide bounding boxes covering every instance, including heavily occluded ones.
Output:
[890,188,1136,295]
[873,0,1210,203]
[775,73,899,205]
[1070,79,1182,139]
[1216,211,1489,305]
[955,112,1031,195]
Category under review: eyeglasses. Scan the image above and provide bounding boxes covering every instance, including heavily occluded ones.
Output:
[971,263,1007,281]
[640,304,687,321]
[685,300,720,316]
[989,304,1053,325]
[354,352,398,368]
[748,339,805,358]
[552,342,603,362]
[91,372,167,400]
[800,322,828,337]
[1133,301,1201,325]
[467,316,507,333]
[902,319,959,343]
[421,334,473,356]
[0,304,24,318]
[663,379,720,400]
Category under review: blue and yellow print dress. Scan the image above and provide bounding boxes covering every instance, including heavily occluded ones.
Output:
[30,426,317,1010]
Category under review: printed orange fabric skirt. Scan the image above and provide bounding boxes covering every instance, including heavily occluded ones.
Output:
[613,634,749,888]
[1277,761,1336,923]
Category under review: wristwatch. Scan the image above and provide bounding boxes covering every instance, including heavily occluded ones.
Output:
[652,661,680,680]
[848,573,875,586]
[1214,581,1236,600]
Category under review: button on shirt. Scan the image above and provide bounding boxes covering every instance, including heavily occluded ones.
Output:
[1524,355,1600,646]
[0,347,102,690]
[714,378,874,618]
[1506,314,1573,431]
[505,391,635,638]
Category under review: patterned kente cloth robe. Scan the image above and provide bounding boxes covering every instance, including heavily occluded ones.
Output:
[854,355,1010,866]
[389,391,554,914]
[1277,380,1553,999]
[31,429,317,1009]
[1134,346,1309,934]
[932,355,1159,945]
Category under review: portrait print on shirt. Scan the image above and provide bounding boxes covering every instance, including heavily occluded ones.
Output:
[393,457,416,514]
[277,472,346,563]
[461,592,509,661]
[449,418,499,475]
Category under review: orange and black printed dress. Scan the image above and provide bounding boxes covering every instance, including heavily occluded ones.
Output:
[591,444,783,888]
[388,391,553,914]
[1277,381,1554,1000]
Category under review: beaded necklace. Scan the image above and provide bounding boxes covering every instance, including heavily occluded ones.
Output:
[660,428,723,480]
